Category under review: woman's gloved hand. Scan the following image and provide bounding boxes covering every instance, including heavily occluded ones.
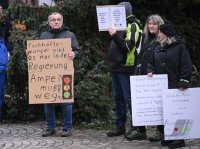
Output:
[178,79,189,89]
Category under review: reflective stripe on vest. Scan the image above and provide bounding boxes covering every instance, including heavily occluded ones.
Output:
[125,23,140,66]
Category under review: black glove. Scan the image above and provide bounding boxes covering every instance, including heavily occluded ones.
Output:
[134,64,142,75]
[178,80,189,89]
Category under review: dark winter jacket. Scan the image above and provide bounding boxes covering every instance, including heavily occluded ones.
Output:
[106,16,140,72]
[40,27,81,59]
[136,34,160,75]
[147,38,192,88]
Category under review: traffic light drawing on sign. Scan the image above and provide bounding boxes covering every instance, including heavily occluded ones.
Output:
[63,75,72,99]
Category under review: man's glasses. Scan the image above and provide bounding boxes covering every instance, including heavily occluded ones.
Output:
[50,18,62,22]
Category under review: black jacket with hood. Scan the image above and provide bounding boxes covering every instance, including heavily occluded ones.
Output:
[136,33,160,75]
[106,2,141,73]
[147,37,192,89]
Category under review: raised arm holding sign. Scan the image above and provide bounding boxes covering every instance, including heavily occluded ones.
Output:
[104,2,145,141]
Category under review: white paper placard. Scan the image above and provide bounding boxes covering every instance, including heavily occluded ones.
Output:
[130,75,168,126]
[163,88,200,140]
[96,5,127,31]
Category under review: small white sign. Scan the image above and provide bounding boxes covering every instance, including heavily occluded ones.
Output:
[163,88,200,140]
[130,75,168,126]
[38,0,55,6]
[96,5,127,31]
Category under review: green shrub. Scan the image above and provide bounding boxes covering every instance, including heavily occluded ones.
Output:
[2,0,200,125]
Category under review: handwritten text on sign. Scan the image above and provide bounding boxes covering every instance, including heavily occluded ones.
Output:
[96,5,127,31]
[130,75,168,126]
[163,88,200,140]
[27,39,74,104]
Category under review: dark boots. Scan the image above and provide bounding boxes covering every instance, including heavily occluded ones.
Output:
[149,130,164,142]
[161,140,185,148]
[161,140,173,146]
[42,129,56,137]
[125,127,147,140]
[107,126,147,140]
[106,127,125,137]
[168,140,185,149]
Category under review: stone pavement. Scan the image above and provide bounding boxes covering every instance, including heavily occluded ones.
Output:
[0,121,200,149]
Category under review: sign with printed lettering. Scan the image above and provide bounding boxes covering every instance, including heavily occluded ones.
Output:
[130,75,168,126]
[27,39,74,104]
[163,88,200,140]
[96,5,127,31]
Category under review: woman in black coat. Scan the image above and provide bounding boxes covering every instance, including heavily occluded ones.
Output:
[147,23,192,149]
[134,14,164,141]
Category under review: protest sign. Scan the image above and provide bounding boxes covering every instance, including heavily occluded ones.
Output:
[96,5,127,31]
[27,39,74,104]
[130,75,168,126]
[163,88,200,140]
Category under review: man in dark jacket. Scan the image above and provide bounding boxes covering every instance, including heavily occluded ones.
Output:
[39,12,81,137]
[106,2,147,140]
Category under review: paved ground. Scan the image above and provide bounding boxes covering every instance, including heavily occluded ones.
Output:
[0,121,200,149]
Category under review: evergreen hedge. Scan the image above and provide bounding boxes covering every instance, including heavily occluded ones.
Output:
[1,0,200,123]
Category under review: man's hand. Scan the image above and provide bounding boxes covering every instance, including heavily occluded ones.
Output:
[68,51,75,60]
[147,72,154,77]
[108,27,117,36]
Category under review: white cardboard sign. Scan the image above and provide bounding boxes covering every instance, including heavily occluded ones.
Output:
[96,5,127,31]
[163,88,200,140]
[130,75,168,126]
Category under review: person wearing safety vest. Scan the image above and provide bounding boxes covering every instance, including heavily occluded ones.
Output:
[106,2,146,140]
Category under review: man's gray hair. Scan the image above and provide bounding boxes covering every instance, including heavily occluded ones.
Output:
[48,12,63,21]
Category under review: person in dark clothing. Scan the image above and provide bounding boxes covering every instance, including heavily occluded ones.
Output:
[0,4,12,59]
[136,14,165,142]
[106,2,147,140]
[147,23,192,149]
[136,14,164,75]
[27,12,81,137]
[0,4,11,45]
